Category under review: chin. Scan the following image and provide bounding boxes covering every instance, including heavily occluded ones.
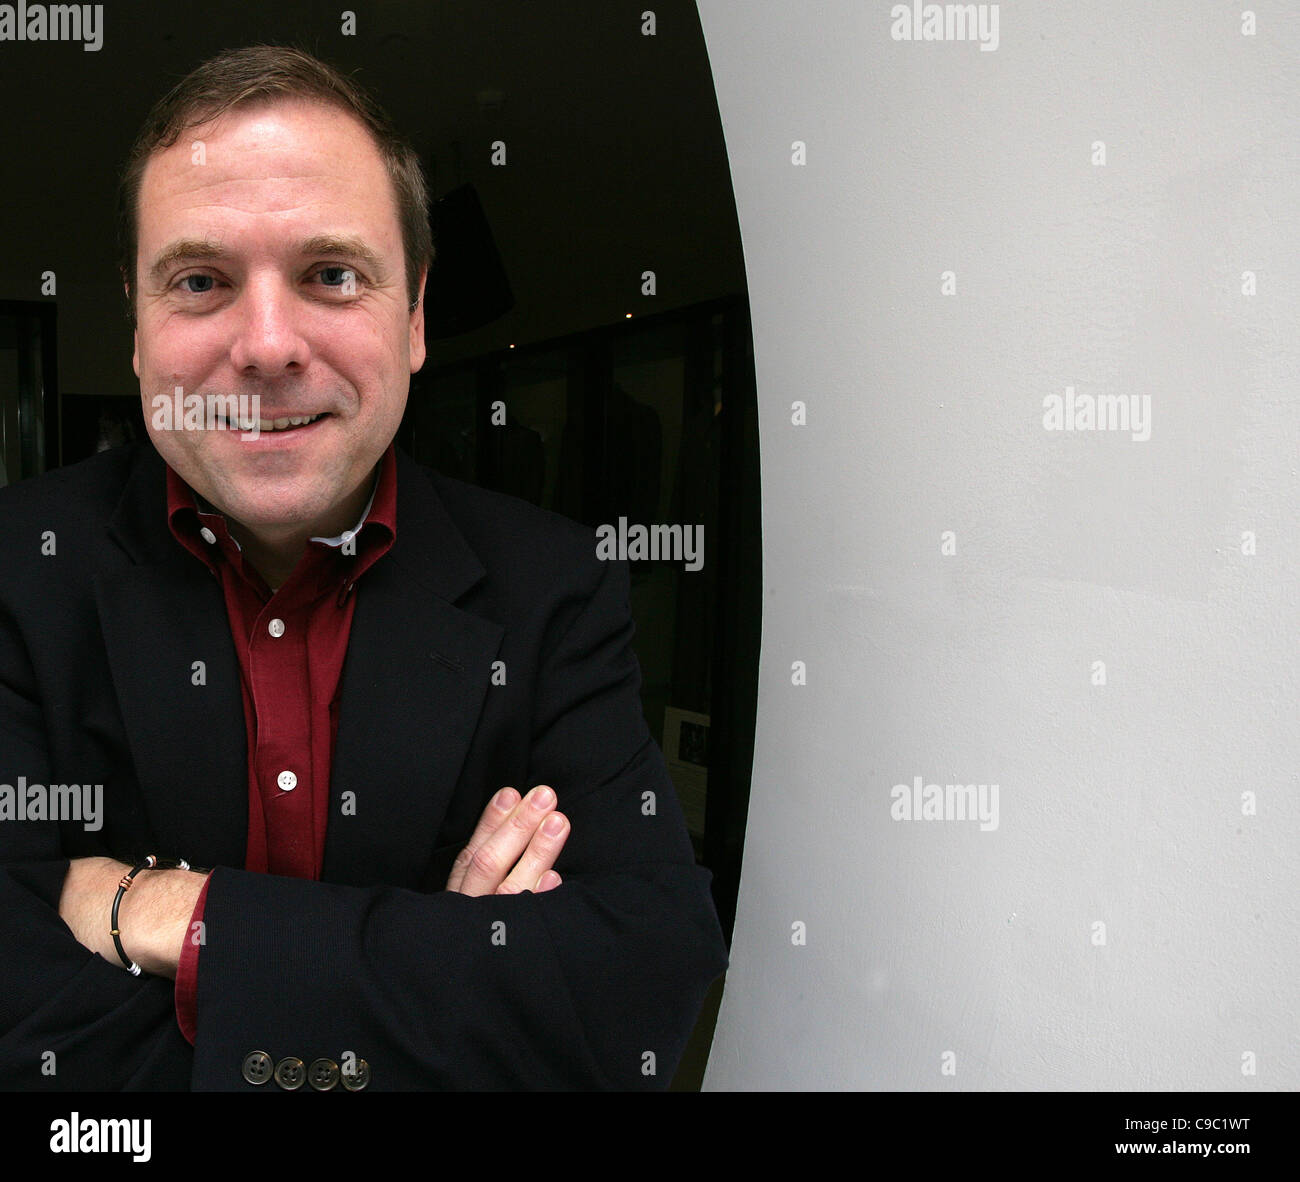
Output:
[228,490,325,529]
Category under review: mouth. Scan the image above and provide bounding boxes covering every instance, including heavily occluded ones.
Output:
[217,411,332,434]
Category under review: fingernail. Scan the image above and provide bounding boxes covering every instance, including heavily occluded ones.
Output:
[532,786,555,809]
[494,788,517,809]
[543,813,566,836]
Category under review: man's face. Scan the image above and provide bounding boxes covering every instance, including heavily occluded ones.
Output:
[132,98,425,536]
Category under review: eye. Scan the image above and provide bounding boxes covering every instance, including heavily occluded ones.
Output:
[316,266,356,288]
[177,274,216,294]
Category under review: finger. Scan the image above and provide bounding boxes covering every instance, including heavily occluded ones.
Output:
[446,786,519,891]
[536,871,562,892]
[446,787,519,892]
[494,811,570,896]
[455,784,557,897]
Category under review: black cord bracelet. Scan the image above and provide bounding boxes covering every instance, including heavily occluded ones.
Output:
[110,855,192,975]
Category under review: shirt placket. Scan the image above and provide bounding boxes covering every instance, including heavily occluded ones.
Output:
[248,583,316,879]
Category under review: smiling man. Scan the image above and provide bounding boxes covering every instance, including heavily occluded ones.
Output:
[0,45,727,1090]
[135,94,418,588]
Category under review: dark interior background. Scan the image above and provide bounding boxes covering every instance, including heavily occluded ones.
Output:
[0,0,760,1088]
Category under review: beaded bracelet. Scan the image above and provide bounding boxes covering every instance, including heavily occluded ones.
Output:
[110,855,192,975]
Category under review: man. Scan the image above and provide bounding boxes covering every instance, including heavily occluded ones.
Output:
[0,45,728,1090]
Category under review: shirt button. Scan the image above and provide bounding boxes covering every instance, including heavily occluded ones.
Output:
[241,1050,273,1085]
[268,618,286,638]
[273,1056,306,1090]
[199,527,217,545]
[277,770,298,792]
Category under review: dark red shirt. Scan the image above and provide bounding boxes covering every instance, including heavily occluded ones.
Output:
[164,443,398,1044]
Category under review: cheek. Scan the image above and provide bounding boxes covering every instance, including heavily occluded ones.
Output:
[136,329,191,389]
[325,330,408,403]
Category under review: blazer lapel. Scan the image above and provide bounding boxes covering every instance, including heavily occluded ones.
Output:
[95,443,250,868]
[323,449,503,887]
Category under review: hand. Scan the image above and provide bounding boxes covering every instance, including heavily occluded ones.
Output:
[58,855,208,980]
[445,784,570,897]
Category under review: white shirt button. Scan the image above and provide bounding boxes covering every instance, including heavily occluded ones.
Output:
[268,618,286,638]
[277,770,297,792]
[199,527,217,545]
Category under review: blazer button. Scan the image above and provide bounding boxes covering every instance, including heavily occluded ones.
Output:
[241,1050,273,1086]
[273,1056,306,1090]
[339,1058,371,1091]
[308,1058,340,1091]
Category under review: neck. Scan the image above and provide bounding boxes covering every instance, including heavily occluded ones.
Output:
[223,468,376,590]
[224,524,306,591]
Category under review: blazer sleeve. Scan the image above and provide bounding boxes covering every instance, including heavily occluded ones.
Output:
[0,602,194,1090]
[189,556,729,1090]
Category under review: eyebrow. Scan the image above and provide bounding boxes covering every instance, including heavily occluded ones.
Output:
[147,235,387,285]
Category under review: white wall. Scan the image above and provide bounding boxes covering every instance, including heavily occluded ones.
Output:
[697,0,1299,1089]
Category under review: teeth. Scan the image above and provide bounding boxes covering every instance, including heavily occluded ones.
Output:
[244,413,324,432]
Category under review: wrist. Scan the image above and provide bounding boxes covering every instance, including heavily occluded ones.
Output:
[116,862,208,980]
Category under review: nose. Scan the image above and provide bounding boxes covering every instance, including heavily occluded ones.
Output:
[227,272,312,375]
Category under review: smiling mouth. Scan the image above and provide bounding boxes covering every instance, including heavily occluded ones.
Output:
[217,412,331,433]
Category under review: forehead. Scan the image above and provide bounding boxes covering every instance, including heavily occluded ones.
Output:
[136,98,399,242]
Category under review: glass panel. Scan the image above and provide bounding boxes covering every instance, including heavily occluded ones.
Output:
[0,317,18,487]
[20,315,45,477]
[0,310,49,485]
[611,317,712,845]
[497,347,569,510]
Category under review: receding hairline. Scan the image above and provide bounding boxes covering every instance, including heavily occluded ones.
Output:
[152,90,377,145]
[135,93,397,191]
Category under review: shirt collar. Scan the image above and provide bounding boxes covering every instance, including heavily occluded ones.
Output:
[166,441,398,587]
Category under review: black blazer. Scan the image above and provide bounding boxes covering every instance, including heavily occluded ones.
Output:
[0,439,728,1090]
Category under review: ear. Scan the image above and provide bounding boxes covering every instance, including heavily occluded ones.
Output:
[408,266,427,374]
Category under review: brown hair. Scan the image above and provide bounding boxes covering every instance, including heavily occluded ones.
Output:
[117,44,432,323]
